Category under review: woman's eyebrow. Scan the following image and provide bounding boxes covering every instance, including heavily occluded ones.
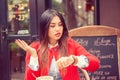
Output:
[50,23,55,25]
[50,21,62,24]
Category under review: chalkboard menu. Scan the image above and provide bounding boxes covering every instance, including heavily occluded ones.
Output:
[72,35,119,80]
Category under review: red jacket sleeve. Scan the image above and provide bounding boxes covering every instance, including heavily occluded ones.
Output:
[68,38,100,72]
[24,41,41,80]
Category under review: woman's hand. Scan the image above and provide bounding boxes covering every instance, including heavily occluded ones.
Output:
[15,39,37,57]
[56,55,74,69]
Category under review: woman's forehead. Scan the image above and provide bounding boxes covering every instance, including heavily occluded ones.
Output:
[50,16,61,23]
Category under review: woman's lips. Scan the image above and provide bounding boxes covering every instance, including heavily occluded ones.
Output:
[55,33,61,37]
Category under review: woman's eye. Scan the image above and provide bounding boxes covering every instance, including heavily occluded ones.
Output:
[50,25,55,28]
[59,23,63,26]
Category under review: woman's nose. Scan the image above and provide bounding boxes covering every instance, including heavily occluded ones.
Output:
[55,25,60,30]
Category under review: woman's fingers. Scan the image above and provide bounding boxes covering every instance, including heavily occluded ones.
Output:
[15,39,37,57]
[15,39,25,50]
[15,39,28,51]
[56,56,74,69]
[56,58,66,69]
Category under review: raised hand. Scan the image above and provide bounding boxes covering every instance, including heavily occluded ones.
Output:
[15,39,37,57]
[56,55,74,69]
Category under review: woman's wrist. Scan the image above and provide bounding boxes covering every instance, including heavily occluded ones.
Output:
[31,51,38,57]
[27,46,38,57]
[71,55,78,65]
[31,53,38,57]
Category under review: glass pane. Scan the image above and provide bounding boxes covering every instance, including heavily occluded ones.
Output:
[8,0,30,35]
[52,0,94,29]
[9,40,31,80]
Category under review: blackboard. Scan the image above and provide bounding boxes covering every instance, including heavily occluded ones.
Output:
[72,35,119,80]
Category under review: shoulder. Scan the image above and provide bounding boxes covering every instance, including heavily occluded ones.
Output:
[67,38,79,45]
[67,37,84,50]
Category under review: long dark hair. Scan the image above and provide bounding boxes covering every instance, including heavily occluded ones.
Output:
[38,9,69,69]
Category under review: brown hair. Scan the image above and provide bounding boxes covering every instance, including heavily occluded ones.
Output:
[38,9,69,70]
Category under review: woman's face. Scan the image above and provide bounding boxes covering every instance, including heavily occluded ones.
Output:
[48,16,63,45]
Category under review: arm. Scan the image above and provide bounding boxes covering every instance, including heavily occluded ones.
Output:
[55,39,100,72]
[71,39,100,72]
[15,39,41,80]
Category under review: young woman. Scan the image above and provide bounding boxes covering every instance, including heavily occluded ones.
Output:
[15,9,100,80]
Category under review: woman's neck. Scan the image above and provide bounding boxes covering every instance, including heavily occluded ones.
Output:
[49,40,58,46]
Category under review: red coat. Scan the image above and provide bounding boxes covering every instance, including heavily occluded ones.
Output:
[24,38,100,80]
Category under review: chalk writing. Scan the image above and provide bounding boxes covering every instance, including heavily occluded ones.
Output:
[100,65,112,69]
[88,48,101,54]
[107,76,117,80]
[74,38,88,46]
[91,76,100,80]
[93,71,104,75]
[99,54,114,59]
[100,76,106,79]
[104,71,110,75]
[94,38,115,46]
